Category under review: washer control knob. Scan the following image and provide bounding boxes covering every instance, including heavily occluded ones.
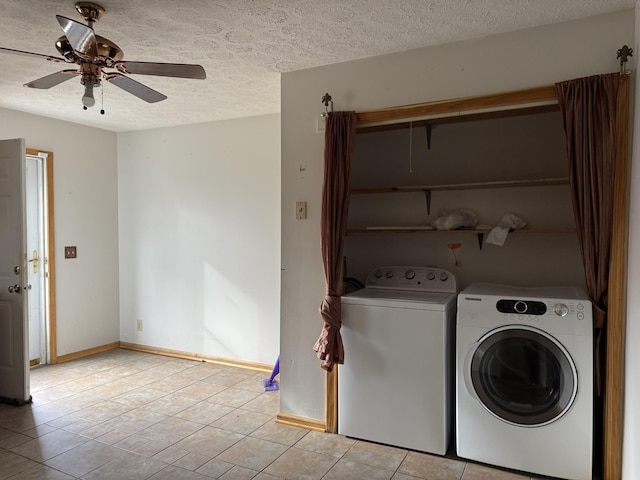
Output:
[427,272,436,280]
[554,303,569,317]
[374,270,383,278]
[514,301,527,314]
[404,269,415,280]
[439,272,448,281]
[385,270,394,279]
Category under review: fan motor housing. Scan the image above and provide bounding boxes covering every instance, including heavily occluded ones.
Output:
[55,35,123,61]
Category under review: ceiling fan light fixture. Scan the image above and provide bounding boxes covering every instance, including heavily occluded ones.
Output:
[82,82,95,107]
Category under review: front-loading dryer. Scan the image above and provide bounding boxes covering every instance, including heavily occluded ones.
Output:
[456,283,593,480]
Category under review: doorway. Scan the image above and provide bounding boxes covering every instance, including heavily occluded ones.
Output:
[25,149,56,365]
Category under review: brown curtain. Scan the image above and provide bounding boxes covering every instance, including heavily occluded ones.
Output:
[313,111,358,371]
[555,73,620,396]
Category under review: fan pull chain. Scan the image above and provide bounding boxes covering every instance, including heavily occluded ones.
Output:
[409,121,413,173]
[100,81,105,115]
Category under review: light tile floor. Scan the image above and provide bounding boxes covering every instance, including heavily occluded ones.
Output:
[0,349,567,479]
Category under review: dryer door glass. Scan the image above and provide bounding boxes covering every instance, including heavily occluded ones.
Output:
[470,327,578,426]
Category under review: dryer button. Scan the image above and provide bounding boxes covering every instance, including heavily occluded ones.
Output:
[577,312,585,320]
[554,303,569,317]
[514,301,527,314]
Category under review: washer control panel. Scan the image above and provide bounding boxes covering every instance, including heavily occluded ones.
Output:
[366,266,457,293]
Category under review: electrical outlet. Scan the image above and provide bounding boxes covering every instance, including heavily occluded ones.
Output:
[136,319,143,331]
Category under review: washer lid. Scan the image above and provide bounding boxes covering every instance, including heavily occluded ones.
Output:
[342,288,456,310]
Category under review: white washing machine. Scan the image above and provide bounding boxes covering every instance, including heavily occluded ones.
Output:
[456,283,593,480]
[338,266,457,455]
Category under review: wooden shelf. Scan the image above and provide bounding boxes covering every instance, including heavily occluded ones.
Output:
[347,228,576,235]
[350,177,569,195]
[347,227,576,250]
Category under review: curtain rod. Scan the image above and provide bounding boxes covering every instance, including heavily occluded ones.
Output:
[322,46,632,117]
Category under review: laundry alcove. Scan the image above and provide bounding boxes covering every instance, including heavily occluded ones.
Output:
[322,78,630,480]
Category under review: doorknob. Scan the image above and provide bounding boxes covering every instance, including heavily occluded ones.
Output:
[28,250,38,274]
[8,284,21,293]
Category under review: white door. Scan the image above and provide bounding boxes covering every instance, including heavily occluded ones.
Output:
[26,155,47,366]
[0,138,30,405]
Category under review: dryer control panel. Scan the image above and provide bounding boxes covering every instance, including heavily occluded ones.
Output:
[497,299,547,315]
[457,282,592,335]
[365,266,457,293]
[496,298,587,321]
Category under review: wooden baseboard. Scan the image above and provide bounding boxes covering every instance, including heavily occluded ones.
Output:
[119,342,273,373]
[55,341,120,363]
[276,413,327,432]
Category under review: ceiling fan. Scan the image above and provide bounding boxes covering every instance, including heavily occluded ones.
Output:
[0,1,206,110]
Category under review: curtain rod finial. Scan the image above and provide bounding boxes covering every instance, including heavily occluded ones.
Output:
[617,45,633,75]
[322,93,333,113]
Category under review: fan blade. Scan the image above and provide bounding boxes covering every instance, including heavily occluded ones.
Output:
[115,61,206,79]
[56,15,97,57]
[24,69,78,89]
[0,47,66,63]
[104,73,167,103]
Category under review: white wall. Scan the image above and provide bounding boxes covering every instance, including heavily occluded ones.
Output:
[1,107,120,356]
[281,9,634,423]
[117,114,281,365]
[623,3,640,479]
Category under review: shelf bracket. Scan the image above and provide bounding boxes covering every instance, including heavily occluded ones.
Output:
[477,232,484,250]
[422,189,431,215]
[425,124,433,150]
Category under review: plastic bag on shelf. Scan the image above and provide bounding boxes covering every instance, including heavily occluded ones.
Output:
[431,209,478,231]
[486,212,527,246]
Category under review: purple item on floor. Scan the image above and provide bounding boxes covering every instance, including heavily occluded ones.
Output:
[262,355,280,391]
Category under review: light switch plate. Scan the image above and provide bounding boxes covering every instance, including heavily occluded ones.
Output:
[296,201,307,220]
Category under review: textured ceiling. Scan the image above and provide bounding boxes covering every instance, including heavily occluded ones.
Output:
[0,0,634,132]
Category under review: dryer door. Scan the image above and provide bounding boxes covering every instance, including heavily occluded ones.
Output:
[469,325,578,426]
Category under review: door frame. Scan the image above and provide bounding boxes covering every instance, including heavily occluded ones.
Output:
[26,148,57,364]
[326,80,630,480]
